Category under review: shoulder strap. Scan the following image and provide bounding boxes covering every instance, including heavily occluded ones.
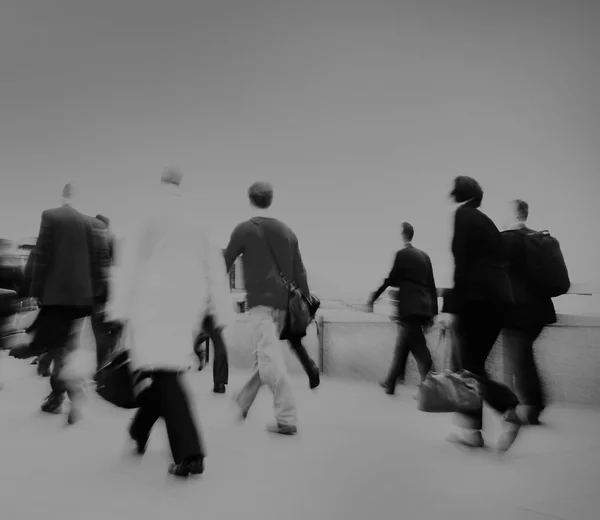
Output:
[250,218,293,291]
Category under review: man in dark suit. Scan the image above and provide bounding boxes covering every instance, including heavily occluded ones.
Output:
[30,182,109,425]
[501,199,556,425]
[368,222,438,395]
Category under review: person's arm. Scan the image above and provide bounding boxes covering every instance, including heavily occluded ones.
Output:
[89,221,111,305]
[370,252,401,305]
[291,237,310,298]
[206,237,235,330]
[426,256,439,316]
[443,209,469,314]
[30,211,53,300]
[223,223,245,273]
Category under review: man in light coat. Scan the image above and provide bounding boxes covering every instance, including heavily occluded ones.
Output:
[108,169,234,477]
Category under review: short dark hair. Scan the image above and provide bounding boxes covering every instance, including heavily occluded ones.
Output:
[96,214,110,227]
[248,182,273,209]
[450,176,483,207]
[513,199,529,221]
[401,222,414,241]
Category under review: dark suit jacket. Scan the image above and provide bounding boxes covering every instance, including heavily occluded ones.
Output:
[371,244,438,320]
[443,201,513,314]
[31,205,109,308]
[224,217,310,311]
[501,226,556,330]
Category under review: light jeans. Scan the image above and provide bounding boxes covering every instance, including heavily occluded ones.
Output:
[235,306,297,427]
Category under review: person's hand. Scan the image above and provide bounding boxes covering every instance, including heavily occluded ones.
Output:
[365,301,374,313]
[436,313,457,330]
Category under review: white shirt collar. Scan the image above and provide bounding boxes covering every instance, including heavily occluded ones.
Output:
[250,206,273,219]
[506,222,527,231]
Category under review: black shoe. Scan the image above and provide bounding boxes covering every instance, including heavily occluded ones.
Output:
[213,384,226,394]
[266,423,298,435]
[129,429,150,455]
[447,430,485,449]
[379,381,394,395]
[497,409,522,454]
[41,396,64,414]
[168,457,204,477]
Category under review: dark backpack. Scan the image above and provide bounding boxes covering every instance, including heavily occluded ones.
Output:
[522,230,570,297]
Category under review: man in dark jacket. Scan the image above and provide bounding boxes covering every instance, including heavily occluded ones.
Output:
[501,199,556,425]
[30,182,109,424]
[224,182,309,435]
[369,222,438,395]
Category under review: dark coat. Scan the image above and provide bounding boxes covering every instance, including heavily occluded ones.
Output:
[30,205,109,308]
[443,201,513,314]
[501,226,557,329]
[224,216,310,311]
[372,244,438,320]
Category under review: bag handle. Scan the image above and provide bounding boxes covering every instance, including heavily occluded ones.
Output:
[250,218,296,292]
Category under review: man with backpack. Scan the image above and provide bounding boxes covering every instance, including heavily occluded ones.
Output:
[501,199,569,425]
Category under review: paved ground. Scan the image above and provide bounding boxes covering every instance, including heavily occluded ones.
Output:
[1,353,599,520]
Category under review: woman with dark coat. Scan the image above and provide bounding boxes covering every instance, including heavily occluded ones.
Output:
[443,176,523,453]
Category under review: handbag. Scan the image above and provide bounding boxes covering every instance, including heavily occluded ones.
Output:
[95,324,142,409]
[250,219,320,338]
[416,369,483,413]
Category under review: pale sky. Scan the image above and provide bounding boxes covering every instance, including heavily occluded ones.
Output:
[1,0,598,298]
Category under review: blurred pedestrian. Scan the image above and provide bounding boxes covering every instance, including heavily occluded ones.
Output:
[108,169,234,477]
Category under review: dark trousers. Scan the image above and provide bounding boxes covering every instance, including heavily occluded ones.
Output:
[288,336,318,377]
[30,306,90,402]
[455,302,519,431]
[37,351,53,375]
[130,371,205,464]
[90,307,112,370]
[503,326,546,418]
[210,328,229,387]
[385,316,433,392]
[195,316,229,386]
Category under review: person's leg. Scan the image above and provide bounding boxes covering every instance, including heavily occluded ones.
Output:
[91,308,110,370]
[504,326,546,424]
[129,375,160,454]
[37,351,53,376]
[288,336,320,389]
[210,327,229,392]
[382,322,411,394]
[253,307,297,432]
[155,372,204,476]
[451,303,521,451]
[408,320,434,382]
[58,315,88,424]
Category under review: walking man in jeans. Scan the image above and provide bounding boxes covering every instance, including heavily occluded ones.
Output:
[368,222,438,395]
[225,182,310,435]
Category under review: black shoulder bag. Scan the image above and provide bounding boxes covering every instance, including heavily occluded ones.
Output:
[251,219,320,339]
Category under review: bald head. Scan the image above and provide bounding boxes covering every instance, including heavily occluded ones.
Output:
[161,168,183,187]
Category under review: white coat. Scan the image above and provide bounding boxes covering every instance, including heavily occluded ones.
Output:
[107,186,235,372]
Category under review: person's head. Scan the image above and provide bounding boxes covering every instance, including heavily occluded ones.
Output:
[95,214,110,229]
[400,222,414,244]
[512,199,529,223]
[161,168,183,188]
[62,182,77,206]
[248,182,274,210]
[450,176,483,208]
